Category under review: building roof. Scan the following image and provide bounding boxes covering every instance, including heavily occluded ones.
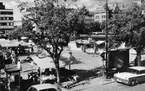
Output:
[30,84,57,90]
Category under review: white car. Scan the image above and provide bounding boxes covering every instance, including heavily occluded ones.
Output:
[114,66,145,86]
[27,84,68,91]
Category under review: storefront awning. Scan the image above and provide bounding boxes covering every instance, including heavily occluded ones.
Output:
[96,41,105,45]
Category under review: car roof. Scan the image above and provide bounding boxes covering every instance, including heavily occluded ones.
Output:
[129,66,145,71]
[30,84,57,90]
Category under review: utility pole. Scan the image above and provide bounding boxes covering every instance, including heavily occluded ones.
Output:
[105,0,109,78]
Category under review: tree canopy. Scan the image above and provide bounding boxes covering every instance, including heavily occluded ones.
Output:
[9,19,34,40]
[104,3,145,65]
[18,0,83,84]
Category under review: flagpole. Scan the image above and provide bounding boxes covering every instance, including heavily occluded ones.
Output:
[105,0,109,79]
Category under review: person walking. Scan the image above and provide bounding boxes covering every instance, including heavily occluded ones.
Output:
[93,41,98,57]
[68,52,76,70]
[4,74,11,91]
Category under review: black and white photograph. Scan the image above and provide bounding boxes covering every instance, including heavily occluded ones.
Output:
[0,0,145,91]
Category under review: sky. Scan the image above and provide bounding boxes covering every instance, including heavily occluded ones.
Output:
[0,0,141,21]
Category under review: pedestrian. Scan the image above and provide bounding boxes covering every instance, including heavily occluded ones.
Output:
[4,74,11,91]
[11,50,16,64]
[68,52,76,70]
[93,41,98,57]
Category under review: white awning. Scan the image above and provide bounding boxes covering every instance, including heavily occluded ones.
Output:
[21,37,28,40]
[96,41,105,45]
[31,56,65,69]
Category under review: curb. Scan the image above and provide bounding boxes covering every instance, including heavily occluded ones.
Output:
[102,80,116,85]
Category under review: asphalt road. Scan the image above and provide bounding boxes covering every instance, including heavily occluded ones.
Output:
[64,41,145,91]
[79,81,145,91]
[18,41,145,91]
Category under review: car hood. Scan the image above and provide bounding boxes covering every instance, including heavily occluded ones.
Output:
[114,72,138,80]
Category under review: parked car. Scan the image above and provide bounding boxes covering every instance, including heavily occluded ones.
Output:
[114,66,145,86]
[27,83,68,91]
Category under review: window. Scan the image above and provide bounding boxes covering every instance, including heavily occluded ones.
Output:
[96,16,99,19]
[40,88,57,91]
[27,87,38,91]
[7,23,9,26]
[9,17,13,20]
[139,70,145,74]
[102,15,106,18]
[0,11,13,15]
[0,23,7,26]
[128,69,140,74]
[10,22,13,26]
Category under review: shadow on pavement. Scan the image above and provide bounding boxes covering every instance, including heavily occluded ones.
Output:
[60,56,82,66]
[74,67,103,81]
[65,67,103,89]
[10,79,33,91]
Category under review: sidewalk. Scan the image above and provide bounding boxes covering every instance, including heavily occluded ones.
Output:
[70,77,116,91]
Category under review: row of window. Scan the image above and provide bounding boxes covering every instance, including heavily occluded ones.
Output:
[0,17,13,20]
[0,22,13,26]
[0,11,13,15]
[95,15,106,19]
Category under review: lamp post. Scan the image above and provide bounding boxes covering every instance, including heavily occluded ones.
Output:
[105,0,109,78]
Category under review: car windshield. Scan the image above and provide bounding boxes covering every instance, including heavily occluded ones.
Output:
[128,68,145,74]
[40,88,57,91]
[128,68,140,74]
[28,87,38,91]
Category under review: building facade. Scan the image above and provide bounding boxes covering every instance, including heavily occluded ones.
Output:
[94,10,106,23]
[84,16,94,23]
[94,4,123,23]
[0,2,14,35]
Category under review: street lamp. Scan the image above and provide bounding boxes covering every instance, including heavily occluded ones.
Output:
[105,0,109,78]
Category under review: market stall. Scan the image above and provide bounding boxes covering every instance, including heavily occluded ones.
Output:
[30,56,65,70]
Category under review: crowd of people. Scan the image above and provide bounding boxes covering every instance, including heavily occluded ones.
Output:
[76,38,105,57]
[0,43,34,91]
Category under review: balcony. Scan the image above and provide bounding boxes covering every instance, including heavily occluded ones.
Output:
[0,15,13,17]
[0,26,14,29]
[0,9,13,12]
[0,20,14,22]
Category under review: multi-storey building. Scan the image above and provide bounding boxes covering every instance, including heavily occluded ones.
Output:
[94,8,106,23]
[94,4,123,23]
[84,16,94,23]
[0,2,14,35]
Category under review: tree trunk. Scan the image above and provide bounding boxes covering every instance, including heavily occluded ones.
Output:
[54,59,60,84]
[134,51,141,66]
[54,60,62,91]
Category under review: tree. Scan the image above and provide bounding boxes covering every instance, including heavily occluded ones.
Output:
[18,0,79,85]
[68,6,95,35]
[103,3,145,66]
[9,19,34,40]
[84,22,101,34]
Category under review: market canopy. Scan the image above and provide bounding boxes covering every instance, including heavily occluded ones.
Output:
[96,41,105,45]
[30,56,65,69]
[5,64,20,75]
[0,39,31,48]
